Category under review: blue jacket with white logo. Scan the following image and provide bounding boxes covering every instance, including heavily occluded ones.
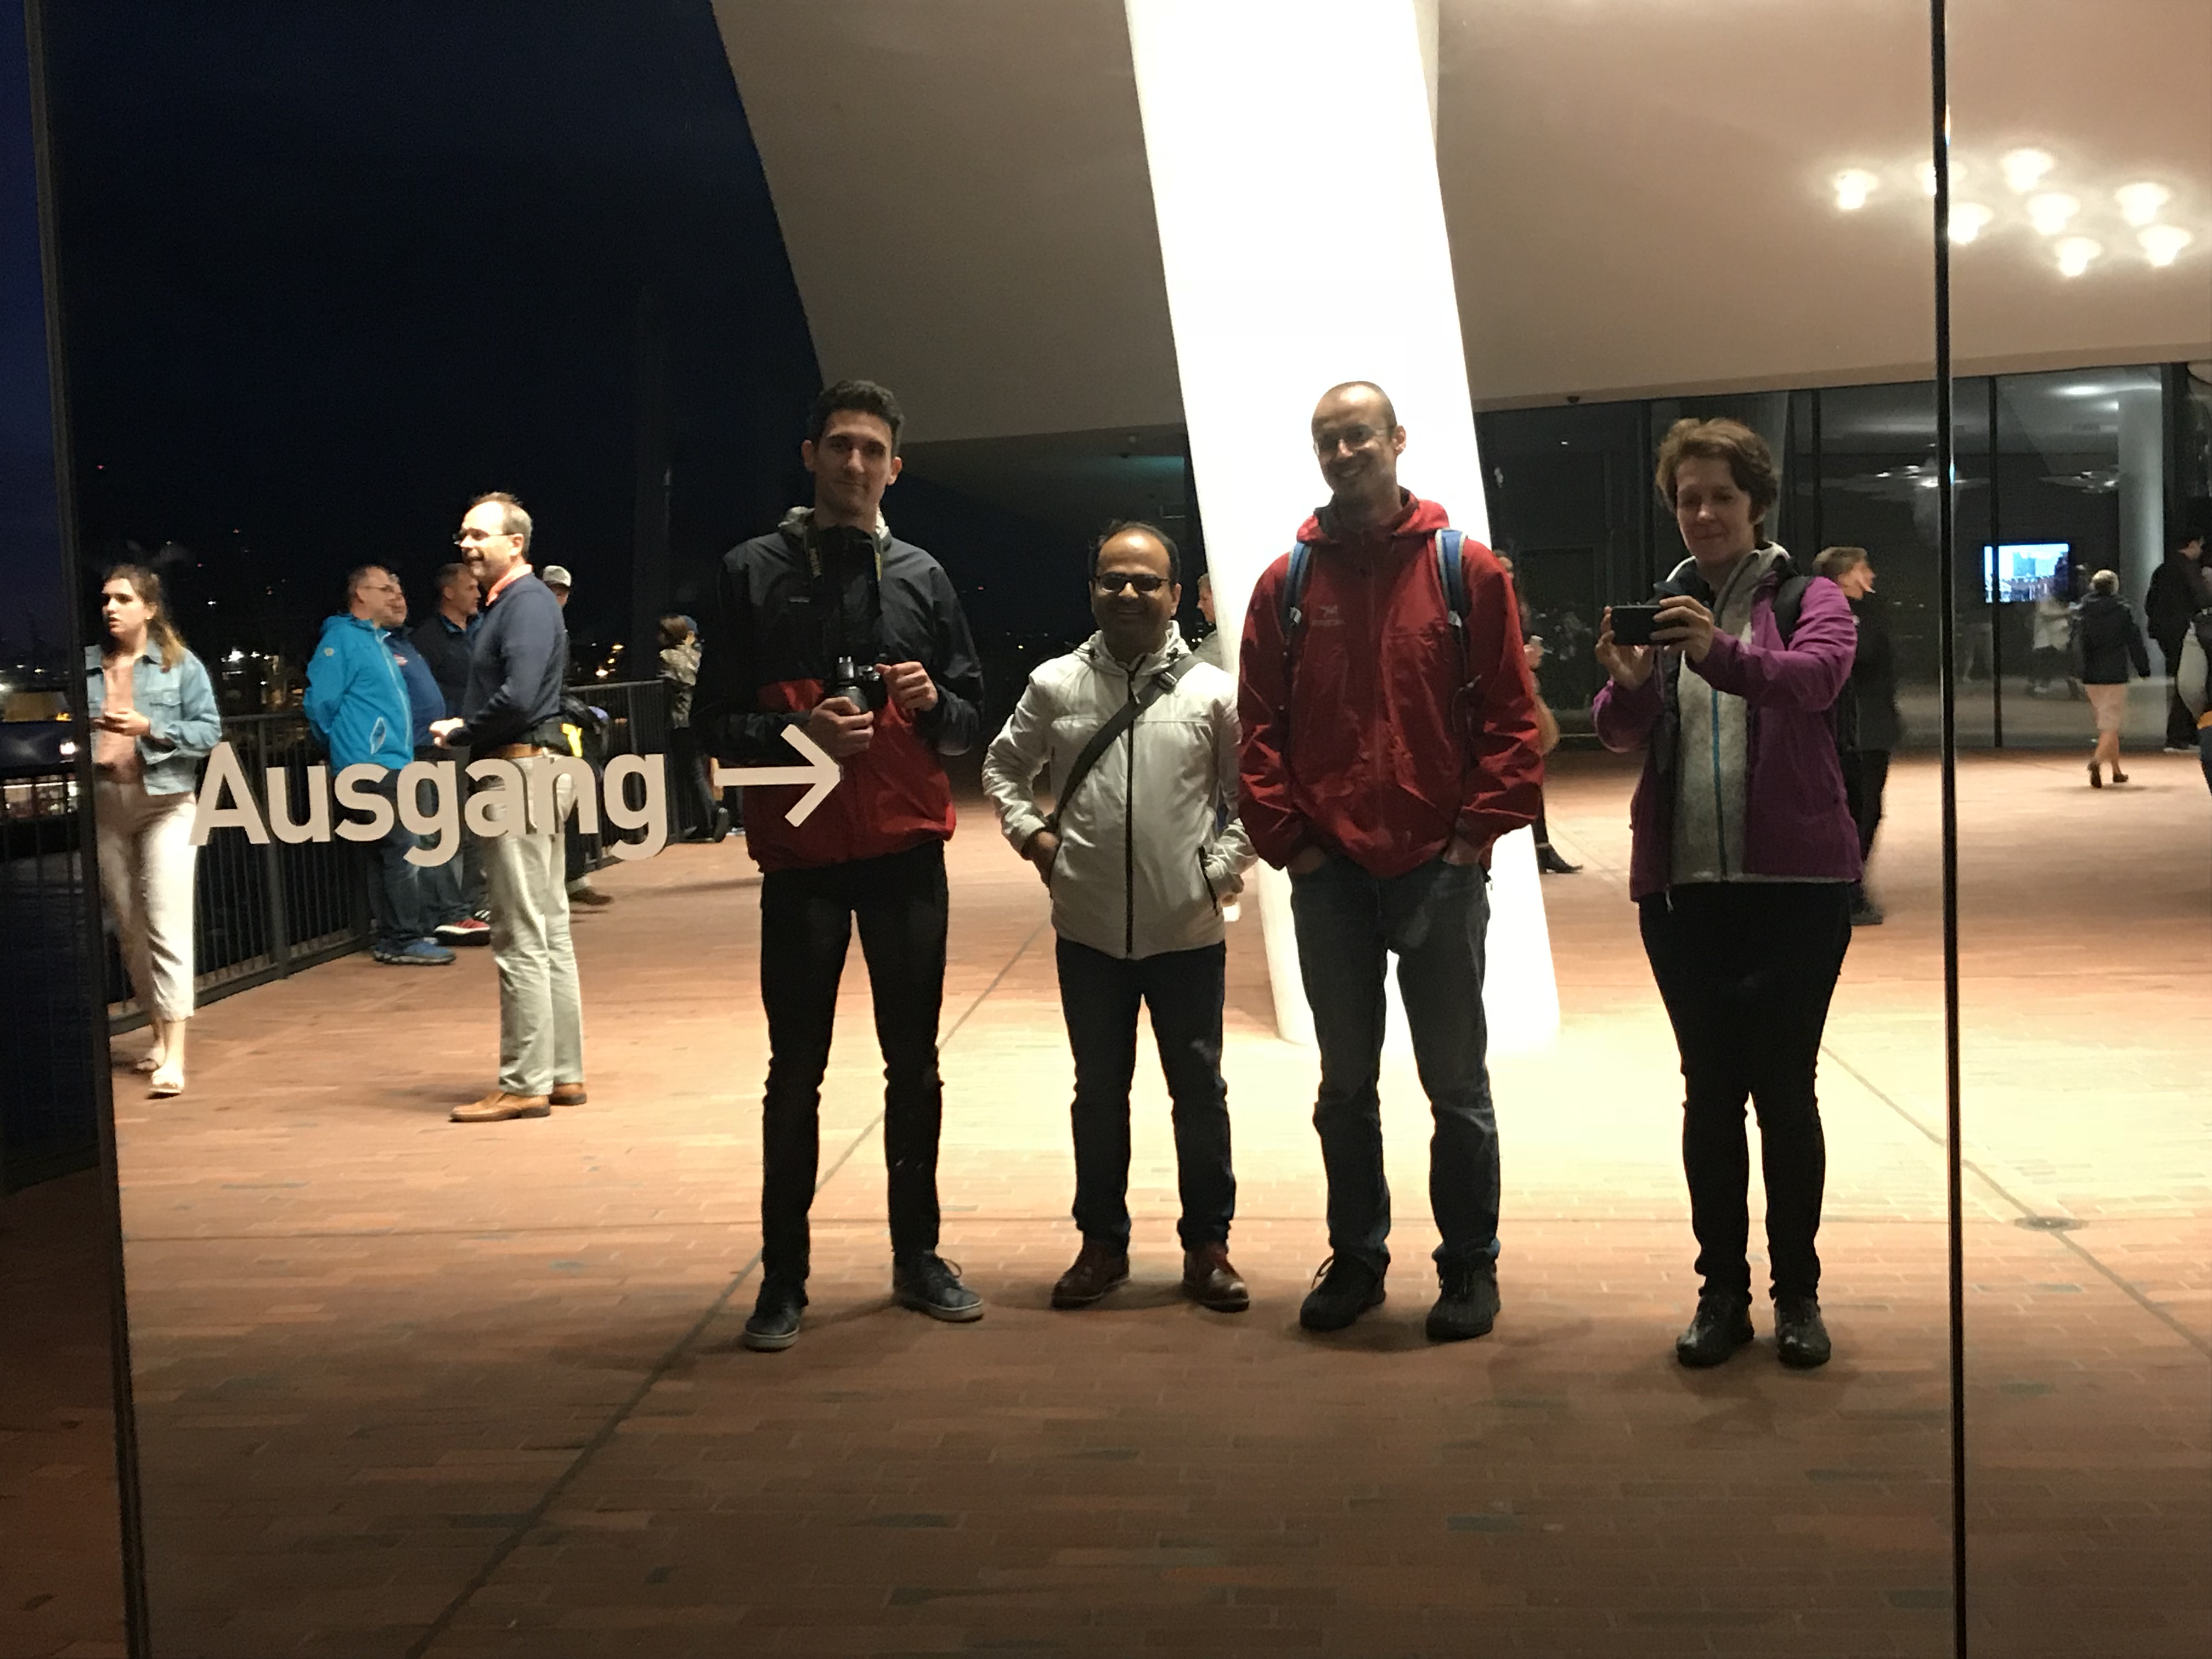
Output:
[304,612,413,772]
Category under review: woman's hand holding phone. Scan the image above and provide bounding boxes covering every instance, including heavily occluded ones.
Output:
[1595,606,1656,690]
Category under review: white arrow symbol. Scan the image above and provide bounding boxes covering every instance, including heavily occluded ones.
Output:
[709,725,843,825]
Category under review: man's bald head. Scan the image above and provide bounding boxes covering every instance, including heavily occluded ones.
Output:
[1314,381,1397,430]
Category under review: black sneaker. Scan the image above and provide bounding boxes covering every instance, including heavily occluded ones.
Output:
[1299,1254,1385,1333]
[741,1279,806,1352]
[1675,1293,1754,1368]
[892,1253,984,1323]
[1774,1295,1833,1369]
[1425,1259,1500,1342]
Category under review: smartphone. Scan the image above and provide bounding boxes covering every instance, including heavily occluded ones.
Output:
[1610,603,1663,646]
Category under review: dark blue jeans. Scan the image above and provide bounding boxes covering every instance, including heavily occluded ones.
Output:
[360,772,429,950]
[2199,724,2212,794]
[1056,937,1234,1251]
[1288,851,1500,1274]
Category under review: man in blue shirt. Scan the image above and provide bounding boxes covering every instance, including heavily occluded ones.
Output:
[305,565,455,967]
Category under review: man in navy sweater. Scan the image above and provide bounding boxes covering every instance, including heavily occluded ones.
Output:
[432,492,585,1124]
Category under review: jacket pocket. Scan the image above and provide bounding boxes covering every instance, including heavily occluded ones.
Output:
[1196,846,1220,916]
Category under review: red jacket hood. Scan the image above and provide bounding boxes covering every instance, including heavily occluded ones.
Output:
[1294,491,1451,551]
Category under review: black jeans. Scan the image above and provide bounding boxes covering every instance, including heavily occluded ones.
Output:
[1639,883,1852,1303]
[1840,748,1890,865]
[1056,937,1234,1251]
[667,724,719,840]
[758,839,947,1285]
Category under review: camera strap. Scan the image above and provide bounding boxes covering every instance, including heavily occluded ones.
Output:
[803,519,887,668]
[1043,652,1201,838]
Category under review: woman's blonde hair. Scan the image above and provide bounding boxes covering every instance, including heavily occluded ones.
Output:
[102,563,187,670]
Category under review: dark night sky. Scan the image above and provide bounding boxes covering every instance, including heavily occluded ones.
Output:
[39,0,827,675]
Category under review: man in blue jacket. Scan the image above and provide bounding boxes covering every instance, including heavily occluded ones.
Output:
[304,566,455,968]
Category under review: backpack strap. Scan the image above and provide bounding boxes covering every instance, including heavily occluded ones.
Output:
[1279,541,1313,634]
[1772,572,1813,644]
[1043,652,1203,837]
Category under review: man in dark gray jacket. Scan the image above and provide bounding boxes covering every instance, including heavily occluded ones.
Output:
[432,492,584,1124]
[983,522,1255,1313]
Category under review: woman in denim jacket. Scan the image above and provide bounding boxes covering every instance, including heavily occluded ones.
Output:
[85,565,220,1096]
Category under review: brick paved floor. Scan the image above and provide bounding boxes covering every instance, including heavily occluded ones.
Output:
[31,749,2212,1656]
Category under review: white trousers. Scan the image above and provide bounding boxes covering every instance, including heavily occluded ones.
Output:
[94,775,200,1022]
[478,759,585,1094]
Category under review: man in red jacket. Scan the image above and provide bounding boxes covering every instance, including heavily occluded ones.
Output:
[1238,381,1543,1341]
[695,379,988,1353]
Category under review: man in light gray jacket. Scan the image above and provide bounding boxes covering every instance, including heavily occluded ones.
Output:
[984,522,1256,1313]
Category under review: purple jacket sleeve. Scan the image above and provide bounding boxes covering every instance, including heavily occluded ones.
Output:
[1592,674,1662,752]
[1694,577,1855,710]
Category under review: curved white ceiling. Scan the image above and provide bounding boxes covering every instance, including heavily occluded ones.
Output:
[714,0,2212,443]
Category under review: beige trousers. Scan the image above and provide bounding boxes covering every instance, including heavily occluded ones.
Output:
[479,758,585,1094]
[94,775,200,1021]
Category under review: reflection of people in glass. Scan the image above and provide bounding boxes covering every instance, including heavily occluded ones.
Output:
[983,523,1255,1314]
[2177,606,2212,793]
[1190,571,1229,672]
[694,379,989,1352]
[1814,546,1899,927]
[2028,591,2080,699]
[1593,419,1859,1371]
[1238,380,1543,1344]
[1497,552,1577,874]
[658,614,727,843]
[2074,568,2151,788]
[86,565,221,1098]
[2145,528,2208,752]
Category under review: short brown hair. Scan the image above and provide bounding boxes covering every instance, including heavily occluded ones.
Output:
[1815,545,1869,582]
[1655,417,1780,524]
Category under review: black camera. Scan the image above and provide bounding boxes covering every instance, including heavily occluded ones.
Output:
[826,654,889,714]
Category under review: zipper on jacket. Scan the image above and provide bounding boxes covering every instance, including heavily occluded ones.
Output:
[1124,667,1138,958]
[1709,683,1728,879]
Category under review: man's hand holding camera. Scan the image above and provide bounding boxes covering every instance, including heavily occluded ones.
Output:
[805,696,875,759]
[878,661,938,714]
[806,659,938,760]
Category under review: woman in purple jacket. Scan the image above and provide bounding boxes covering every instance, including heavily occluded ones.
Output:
[1593,418,1860,1374]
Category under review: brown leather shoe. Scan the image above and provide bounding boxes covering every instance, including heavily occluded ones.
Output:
[1049,1240,1130,1309]
[549,1082,587,1107]
[1182,1243,1250,1312]
[450,1090,551,1123]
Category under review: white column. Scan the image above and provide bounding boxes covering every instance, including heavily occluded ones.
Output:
[2116,386,2164,653]
[1125,0,1558,1054]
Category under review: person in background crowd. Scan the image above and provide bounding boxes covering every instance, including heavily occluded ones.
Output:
[411,560,489,939]
[659,613,729,843]
[1593,417,1859,1372]
[539,564,614,909]
[431,493,586,1124]
[1496,552,1578,875]
[87,564,221,1098]
[2028,588,2080,699]
[2145,528,2208,753]
[1814,546,1899,927]
[1238,380,1543,1344]
[2074,567,2151,788]
[305,567,456,970]
[984,522,1256,1316]
[1190,571,1229,672]
[696,379,988,1352]
[2177,596,2212,793]
[391,587,486,948]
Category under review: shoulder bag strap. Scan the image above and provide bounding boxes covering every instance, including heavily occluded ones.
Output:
[1043,653,1202,836]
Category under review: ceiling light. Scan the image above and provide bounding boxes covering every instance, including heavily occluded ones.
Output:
[1918,161,1939,198]
[2026,192,2079,235]
[2055,236,2101,278]
[2139,224,2193,266]
[1833,169,1877,211]
[2115,182,2170,226]
[2001,148,2055,194]
[1949,202,1994,243]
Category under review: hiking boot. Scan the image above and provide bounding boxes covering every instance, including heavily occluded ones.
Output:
[1181,1243,1250,1312]
[892,1253,984,1322]
[1425,1259,1500,1342]
[1675,1293,1754,1368]
[1050,1240,1130,1309]
[742,1279,806,1352]
[1773,1295,1833,1369]
[1298,1254,1385,1333]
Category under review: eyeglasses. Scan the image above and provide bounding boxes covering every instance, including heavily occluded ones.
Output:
[1094,572,1170,596]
